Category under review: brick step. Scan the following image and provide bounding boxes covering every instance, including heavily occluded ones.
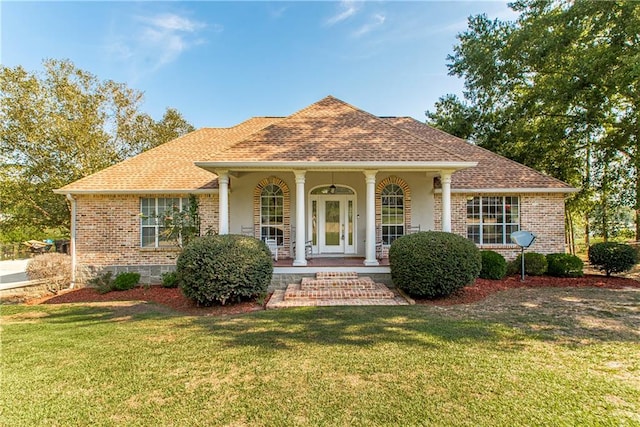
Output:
[300,276,377,290]
[315,271,359,280]
[283,283,395,300]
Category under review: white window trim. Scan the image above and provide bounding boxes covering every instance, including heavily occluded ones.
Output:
[140,197,187,248]
[467,196,520,245]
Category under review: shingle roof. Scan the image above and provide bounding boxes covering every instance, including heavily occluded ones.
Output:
[55,117,281,193]
[384,117,574,190]
[198,96,468,163]
[56,95,575,194]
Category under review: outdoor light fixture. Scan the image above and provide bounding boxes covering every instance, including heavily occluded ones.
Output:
[329,172,336,194]
[510,230,537,282]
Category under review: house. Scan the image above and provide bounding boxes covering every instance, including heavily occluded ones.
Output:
[55,96,577,286]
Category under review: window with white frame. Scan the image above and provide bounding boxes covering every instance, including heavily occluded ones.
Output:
[466,196,520,244]
[381,184,404,245]
[140,197,188,248]
[260,184,284,246]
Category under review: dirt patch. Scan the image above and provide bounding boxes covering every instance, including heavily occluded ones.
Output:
[415,274,640,306]
[33,286,266,316]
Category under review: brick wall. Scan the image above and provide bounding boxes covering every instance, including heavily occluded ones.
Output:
[73,193,218,283]
[434,192,567,260]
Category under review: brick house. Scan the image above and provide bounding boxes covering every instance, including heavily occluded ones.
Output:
[55,96,576,285]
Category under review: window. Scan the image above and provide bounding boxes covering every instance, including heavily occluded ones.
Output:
[260,184,284,246]
[140,197,188,248]
[381,184,404,245]
[466,196,519,244]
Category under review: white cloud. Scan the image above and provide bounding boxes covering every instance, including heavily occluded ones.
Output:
[136,13,208,68]
[352,13,386,38]
[326,0,360,26]
[106,12,211,79]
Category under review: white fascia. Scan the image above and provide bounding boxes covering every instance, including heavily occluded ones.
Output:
[194,161,478,172]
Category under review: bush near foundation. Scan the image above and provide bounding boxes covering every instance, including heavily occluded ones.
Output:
[389,231,481,299]
[177,235,273,306]
[479,250,507,280]
[26,253,72,293]
[546,253,584,278]
[512,252,548,276]
[588,242,638,277]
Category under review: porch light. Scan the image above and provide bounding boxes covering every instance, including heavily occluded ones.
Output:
[329,172,336,194]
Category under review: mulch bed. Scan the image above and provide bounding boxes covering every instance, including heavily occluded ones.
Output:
[33,286,265,316]
[29,274,640,315]
[416,274,640,306]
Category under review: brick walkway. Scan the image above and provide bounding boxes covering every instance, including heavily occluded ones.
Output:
[266,271,411,308]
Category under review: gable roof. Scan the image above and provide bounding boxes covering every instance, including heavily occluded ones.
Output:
[56,95,575,194]
[198,96,469,163]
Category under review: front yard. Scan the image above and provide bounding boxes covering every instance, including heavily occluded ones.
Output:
[2,285,639,426]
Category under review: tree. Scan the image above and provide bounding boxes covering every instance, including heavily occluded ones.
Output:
[0,59,195,236]
[427,0,640,242]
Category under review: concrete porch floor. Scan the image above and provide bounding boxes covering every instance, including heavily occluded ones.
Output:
[274,257,390,267]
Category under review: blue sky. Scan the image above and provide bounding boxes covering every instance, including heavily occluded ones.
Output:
[2,1,517,128]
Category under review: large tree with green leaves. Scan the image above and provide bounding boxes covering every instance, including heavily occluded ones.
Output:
[427,0,640,244]
[0,59,195,237]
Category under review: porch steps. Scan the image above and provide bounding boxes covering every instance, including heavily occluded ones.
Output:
[266,272,410,308]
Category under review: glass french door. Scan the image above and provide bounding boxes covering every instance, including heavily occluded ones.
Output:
[310,195,356,254]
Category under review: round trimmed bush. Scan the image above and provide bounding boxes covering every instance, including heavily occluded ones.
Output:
[588,242,638,277]
[546,253,584,278]
[513,252,548,276]
[479,250,507,280]
[177,234,273,306]
[389,231,481,299]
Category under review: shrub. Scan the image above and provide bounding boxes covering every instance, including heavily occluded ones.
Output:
[87,271,114,294]
[177,235,273,306]
[512,252,548,276]
[546,253,584,278]
[112,272,140,291]
[26,253,72,293]
[389,231,481,299]
[161,271,180,288]
[588,242,638,277]
[479,250,507,280]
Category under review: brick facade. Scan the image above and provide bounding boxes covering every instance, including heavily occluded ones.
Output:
[434,192,566,259]
[74,193,218,283]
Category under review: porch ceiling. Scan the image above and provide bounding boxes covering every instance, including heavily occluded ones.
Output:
[194,160,478,176]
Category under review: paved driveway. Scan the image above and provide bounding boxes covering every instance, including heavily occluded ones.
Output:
[0,259,30,289]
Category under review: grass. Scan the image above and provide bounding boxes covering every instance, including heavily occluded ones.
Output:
[1,287,639,426]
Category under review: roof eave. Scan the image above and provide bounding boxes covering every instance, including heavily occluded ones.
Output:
[195,161,478,172]
[53,188,218,196]
[434,187,580,194]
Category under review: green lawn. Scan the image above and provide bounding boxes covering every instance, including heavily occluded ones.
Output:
[2,287,639,426]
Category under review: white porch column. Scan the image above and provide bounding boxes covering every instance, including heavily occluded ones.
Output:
[217,170,230,235]
[441,171,452,233]
[364,170,379,266]
[293,170,307,266]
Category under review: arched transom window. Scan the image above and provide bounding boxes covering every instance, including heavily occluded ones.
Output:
[381,183,404,244]
[260,184,284,245]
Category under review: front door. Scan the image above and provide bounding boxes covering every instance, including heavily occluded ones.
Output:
[320,198,343,253]
[310,193,356,255]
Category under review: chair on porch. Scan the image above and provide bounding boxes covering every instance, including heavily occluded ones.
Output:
[291,226,313,259]
[265,238,279,261]
[240,225,254,237]
[407,224,421,234]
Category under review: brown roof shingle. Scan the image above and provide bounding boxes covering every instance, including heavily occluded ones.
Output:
[384,117,574,190]
[56,95,575,194]
[199,96,469,163]
[56,117,281,193]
